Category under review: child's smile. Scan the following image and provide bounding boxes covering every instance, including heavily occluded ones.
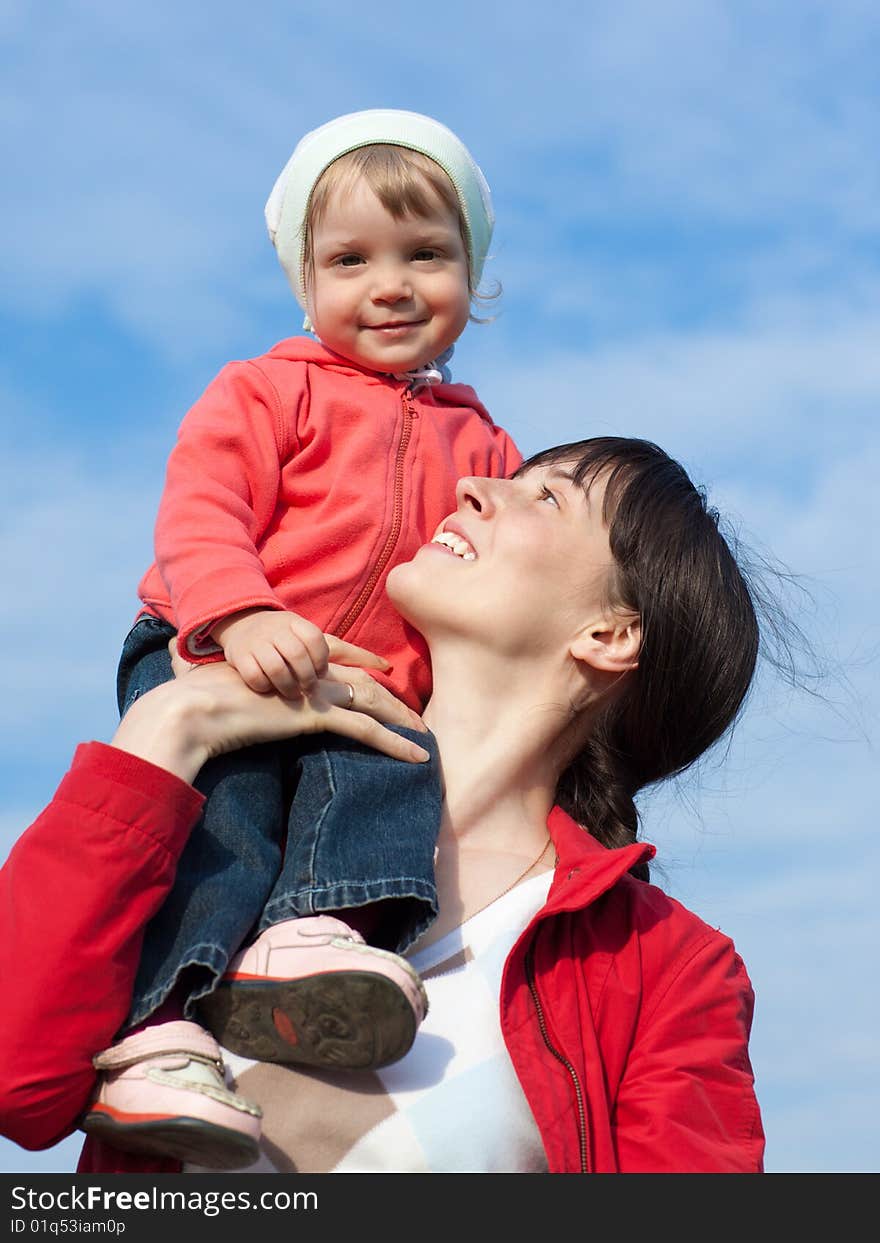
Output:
[307,176,471,374]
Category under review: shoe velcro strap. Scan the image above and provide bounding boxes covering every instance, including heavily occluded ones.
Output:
[92,1020,223,1071]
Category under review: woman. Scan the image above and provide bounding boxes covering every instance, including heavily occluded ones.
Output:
[0,437,765,1173]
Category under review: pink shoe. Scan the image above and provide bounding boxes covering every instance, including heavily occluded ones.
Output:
[81,1020,262,1169]
[198,915,428,1071]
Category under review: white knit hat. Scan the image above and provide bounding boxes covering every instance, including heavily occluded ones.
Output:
[264,109,494,311]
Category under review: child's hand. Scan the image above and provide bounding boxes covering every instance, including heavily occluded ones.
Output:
[209,608,389,698]
[210,608,329,696]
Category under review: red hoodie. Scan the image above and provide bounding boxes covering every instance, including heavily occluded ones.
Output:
[136,337,521,710]
[0,746,764,1174]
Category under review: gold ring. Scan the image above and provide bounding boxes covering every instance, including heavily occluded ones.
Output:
[344,682,355,708]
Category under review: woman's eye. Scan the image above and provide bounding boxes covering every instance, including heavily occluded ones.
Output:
[539,486,559,507]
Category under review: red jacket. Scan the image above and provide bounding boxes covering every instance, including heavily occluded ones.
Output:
[0,745,764,1174]
[136,337,521,710]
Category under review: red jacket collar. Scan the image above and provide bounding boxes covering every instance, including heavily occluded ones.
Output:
[545,805,655,915]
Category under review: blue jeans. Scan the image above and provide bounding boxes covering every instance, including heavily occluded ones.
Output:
[118,616,441,1028]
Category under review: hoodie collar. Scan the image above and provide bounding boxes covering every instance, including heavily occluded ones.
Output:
[265,335,453,391]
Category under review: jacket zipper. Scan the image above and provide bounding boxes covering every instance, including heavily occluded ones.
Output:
[335,388,416,637]
[525,941,591,1173]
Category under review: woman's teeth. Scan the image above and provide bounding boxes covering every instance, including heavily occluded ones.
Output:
[431,531,476,560]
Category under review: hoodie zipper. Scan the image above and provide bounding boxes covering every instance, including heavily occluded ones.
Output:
[525,941,591,1173]
[335,387,417,637]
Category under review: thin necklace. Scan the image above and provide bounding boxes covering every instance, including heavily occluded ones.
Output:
[464,837,555,924]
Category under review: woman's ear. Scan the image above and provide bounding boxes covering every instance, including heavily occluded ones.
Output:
[569,614,641,674]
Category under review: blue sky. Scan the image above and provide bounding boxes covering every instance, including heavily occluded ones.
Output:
[2,1,878,1173]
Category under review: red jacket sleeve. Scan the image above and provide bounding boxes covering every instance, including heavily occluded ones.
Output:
[148,361,304,658]
[611,932,765,1172]
[0,743,204,1152]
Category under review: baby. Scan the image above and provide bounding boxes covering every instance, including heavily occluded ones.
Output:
[82,110,521,1167]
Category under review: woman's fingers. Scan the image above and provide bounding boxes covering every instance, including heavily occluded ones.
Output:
[324,635,392,670]
[118,657,432,777]
[326,666,427,732]
[152,649,429,767]
[321,702,431,763]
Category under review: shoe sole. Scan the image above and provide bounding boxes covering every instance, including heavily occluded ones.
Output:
[81,1109,260,1170]
[198,971,418,1070]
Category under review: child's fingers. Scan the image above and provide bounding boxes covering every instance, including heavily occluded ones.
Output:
[235,654,275,695]
[286,616,330,677]
[324,635,392,670]
[270,635,324,694]
[251,642,305,699]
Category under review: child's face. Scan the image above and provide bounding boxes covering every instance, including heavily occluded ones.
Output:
[307,174,471,373]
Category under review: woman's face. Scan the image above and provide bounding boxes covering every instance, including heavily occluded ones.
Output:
[387,464,618,661]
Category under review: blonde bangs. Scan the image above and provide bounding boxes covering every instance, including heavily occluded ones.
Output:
[304,145,472,287]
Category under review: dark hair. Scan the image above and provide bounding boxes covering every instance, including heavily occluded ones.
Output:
[517,437,761,882]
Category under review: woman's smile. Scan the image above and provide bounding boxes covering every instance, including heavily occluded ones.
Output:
[429,523,477,560]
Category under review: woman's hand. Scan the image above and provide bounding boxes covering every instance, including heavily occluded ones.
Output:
[112,638,429,784]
